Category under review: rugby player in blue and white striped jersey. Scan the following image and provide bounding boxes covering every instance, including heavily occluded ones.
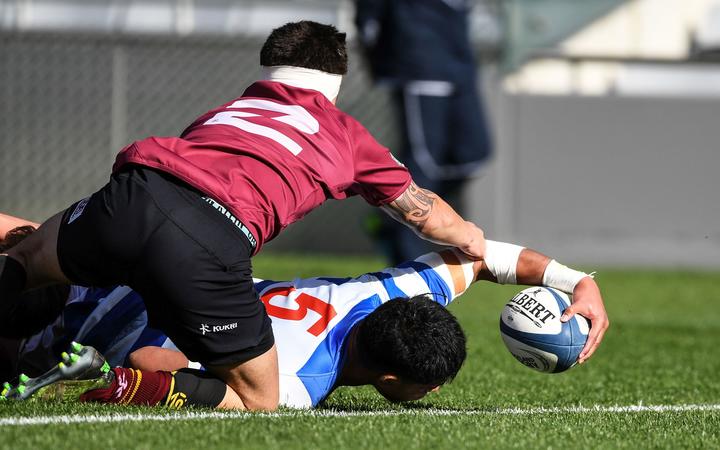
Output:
[0,213,607,409]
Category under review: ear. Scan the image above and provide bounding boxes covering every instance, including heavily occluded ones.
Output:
[377,374,400,386]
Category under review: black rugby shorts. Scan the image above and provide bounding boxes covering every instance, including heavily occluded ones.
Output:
[56,165,273,367]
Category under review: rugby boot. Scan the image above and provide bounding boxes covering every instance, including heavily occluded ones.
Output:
[1,342,113,402]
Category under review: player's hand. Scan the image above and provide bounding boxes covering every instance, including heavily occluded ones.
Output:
[458,221,486,261]
[560,276,609,364]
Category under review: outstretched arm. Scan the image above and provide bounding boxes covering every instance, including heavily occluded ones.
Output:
[382,182,485,260]
[473,246,548,285]
[439,243,608,364]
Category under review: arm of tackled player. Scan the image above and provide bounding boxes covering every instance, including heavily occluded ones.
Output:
[438,242,609,364]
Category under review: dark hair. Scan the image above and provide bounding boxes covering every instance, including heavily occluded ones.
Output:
[260,21,348,75]
[0,225,36,252]
[356,295,467,385]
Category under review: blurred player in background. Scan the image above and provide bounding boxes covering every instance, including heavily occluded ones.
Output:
[355,0,493,264]
[0,21,489,411]
[0,213,607,409]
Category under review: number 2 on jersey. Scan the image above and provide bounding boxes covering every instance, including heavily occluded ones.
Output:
[261,286,337,336]
[204,99,319,156]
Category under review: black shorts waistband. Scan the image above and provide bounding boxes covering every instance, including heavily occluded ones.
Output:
[200,197,257,250]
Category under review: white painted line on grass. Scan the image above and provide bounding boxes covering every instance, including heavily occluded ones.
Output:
[1,404,719,427]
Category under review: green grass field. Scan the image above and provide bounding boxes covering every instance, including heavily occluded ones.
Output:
[1,253,719,449]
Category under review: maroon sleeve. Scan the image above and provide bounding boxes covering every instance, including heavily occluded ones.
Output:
[345,117,412,206]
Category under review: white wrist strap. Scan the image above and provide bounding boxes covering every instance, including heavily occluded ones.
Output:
[542,260,591,294]
[484,240,525,285]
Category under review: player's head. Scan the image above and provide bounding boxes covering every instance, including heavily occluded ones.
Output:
[356,295,467,402]
[0,225,36,252]
[260,21,348,75]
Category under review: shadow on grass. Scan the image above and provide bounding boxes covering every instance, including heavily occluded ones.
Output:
[316,401,500,414]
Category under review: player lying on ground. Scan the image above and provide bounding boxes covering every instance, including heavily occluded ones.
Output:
[0,217,607,409]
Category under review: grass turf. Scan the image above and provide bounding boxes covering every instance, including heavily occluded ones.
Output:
[1,253,718,449]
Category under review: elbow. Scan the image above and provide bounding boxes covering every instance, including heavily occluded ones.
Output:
[466,221,486,250]
[127,349,148,370]
[469,221,485,241]
[418,213,468,239]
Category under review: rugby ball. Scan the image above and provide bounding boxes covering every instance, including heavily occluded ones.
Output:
[499,287,589,373]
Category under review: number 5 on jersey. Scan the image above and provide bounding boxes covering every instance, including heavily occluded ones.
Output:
[261,286,337,336]
[204,99,319,155]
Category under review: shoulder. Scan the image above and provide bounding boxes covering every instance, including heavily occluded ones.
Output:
[372,250,475,305]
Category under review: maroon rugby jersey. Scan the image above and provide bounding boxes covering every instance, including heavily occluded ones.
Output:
[113,81,411,253]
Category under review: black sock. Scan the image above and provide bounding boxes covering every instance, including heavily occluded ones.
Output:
[164,368,227,408]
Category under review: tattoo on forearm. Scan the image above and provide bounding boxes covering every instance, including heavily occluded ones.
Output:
[391,183,437,229]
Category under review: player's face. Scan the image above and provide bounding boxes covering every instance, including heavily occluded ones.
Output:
[374,379,440,403]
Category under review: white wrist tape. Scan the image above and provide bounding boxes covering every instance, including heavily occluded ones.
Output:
[483,240,525,285]
[542,260,591,294]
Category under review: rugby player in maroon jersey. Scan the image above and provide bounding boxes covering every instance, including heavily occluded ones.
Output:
[0,22,607,410]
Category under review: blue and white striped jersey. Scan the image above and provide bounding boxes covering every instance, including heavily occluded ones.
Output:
[19,250,475,408]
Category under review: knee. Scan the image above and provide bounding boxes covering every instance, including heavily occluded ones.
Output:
[3,247,29,272]
[216,386,279,411]
[223,379,279,411]
[0,254,28,293]
[238,394,279,412]
[127,350,144,370]
[208,344,279,411]
[4,217,67,287]
[3,227,43,278]
[4,245,42,289]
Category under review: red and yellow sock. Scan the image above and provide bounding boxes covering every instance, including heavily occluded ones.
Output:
[80,368,171,406]
[80,367,226,409]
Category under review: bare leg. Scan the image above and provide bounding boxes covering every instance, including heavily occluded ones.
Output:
[3,212,71,288]
[207,344,279,411]
[216,385,246,409]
